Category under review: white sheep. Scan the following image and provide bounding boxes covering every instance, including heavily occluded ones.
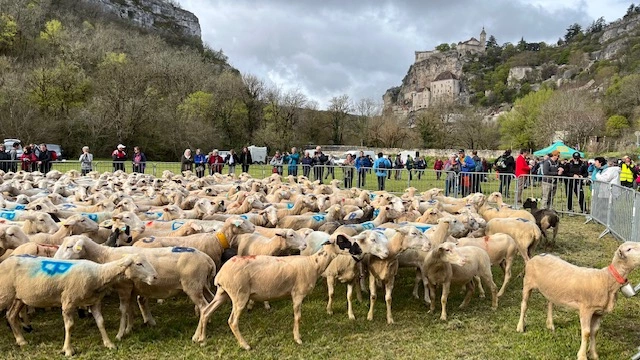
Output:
[54,236,216,341]
[0,253,157,356]
[191,233,389,349]
[485,217,542,261]
[516,242,640,360]
[27,214,99,245]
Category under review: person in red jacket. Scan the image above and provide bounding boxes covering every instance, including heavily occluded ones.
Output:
[208,149,224,175]
[20,146,38,172]
[434,158,444,180]
[515,148,531,204]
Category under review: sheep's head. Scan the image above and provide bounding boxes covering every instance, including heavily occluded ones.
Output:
[121,254,157,285]
[0,225,29,248]
[352,231,389,260]
[277,229,307,251]
[522,198,539,210]
[324,233,364,260]
[397,226,430,252]
[262,207,278,226]
[487,192,502,204]
[64,214,100,234]
[23,211,60,234]
[112,211,145,233]
[54,235,90,259]
[226,216,255,234]
[438,217,466,236]
[613,242,640,269]
[436,242,467,266]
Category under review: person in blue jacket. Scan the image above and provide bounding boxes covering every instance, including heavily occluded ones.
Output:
[355,151,371,188]
[373,152,392,191]
[194,148,207,178]
[458,149,476,196]
[284,147,300,177]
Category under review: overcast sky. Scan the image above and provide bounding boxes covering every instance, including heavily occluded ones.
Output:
[179,0,631,107]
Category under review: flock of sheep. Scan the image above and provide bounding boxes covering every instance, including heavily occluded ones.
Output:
[0,168,637,360]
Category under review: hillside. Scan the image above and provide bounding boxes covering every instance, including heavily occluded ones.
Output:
[383,7,640,153]
[0,0,237,160]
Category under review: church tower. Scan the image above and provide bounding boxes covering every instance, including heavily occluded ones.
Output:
[480,27,486,52]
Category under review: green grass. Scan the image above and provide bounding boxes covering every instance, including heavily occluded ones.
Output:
[3,218,640,359]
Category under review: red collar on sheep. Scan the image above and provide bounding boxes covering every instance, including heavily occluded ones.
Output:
[608,264,627,285]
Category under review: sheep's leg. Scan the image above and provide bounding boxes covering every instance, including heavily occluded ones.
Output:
[428,283,437,314]
[193,288,229,344]
[90,303,116,350]
[384,278,395,324]
[137,296,156,326]
[18,305,32,332]
[326,276,335,315]
[366,274,377,321]
[346,282,356,320]
[440,281,450,321]
[516,283,533,332]
[359,262,368,294]
[61,306,75,356]
[422,271,431,305]
[263,301,271,310]
[460,282,475,308]
[546,302,555,331]
[229,299,251,350]
[247,300,255,311]
[355,278,363,303]
[474,275,486,298]
[292,294,305,345]
[481,269,498,310]
[497,258,513,297]
[577,308,594,360]
[7,300,27,346]
[588,314,602,360]
[116,288,132,340]
[412,268,421,299]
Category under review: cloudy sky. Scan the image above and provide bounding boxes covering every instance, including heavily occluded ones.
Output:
[179,0,631,107]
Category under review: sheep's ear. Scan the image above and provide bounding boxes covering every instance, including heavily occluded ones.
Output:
[275,231,286,237]
[73,239,85,253]
[64,219,78,227]
[335,234,352,250]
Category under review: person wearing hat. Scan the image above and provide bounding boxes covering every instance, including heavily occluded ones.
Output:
[112,144,127,172]
[540,150,564,209]
[458,149,476,196]
[564,151,588,213]
[620,155,637,188]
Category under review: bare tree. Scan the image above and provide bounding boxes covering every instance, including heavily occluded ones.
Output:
[327,94,352,144]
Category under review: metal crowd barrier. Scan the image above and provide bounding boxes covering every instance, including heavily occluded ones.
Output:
[588,180,639,242]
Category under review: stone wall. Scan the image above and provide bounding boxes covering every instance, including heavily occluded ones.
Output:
[84,0,201,39]
[313,145,504,159]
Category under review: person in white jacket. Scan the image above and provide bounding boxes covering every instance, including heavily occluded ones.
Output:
[593,157,621,198]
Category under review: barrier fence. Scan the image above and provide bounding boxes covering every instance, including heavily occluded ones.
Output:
[1,160,638,242]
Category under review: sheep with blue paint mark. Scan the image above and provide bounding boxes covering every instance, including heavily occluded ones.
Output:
[277,204,342,230]
[0,252,157,356]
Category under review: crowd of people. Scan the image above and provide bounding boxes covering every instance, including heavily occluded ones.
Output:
[0,142,56,174]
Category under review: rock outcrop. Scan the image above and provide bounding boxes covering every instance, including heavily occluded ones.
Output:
[84,0,201,39]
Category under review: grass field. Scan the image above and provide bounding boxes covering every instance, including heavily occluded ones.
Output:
[3,218,640,360]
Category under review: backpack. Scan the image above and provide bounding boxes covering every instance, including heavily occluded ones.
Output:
[495,156,507,170]
[474,159,483,172]
[50,150,57,161]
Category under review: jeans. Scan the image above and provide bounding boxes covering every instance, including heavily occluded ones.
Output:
[358,169,367,187]
[303,165,311,178]
[288,166,298,177]
[228,165,236,174]
[541,181,557,209]
[314,167,324,183]
[195,164,205,178]
[241,164,250,173]
[445,178,457,197]
[377,176,386,191]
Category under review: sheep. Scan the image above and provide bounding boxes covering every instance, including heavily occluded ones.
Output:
[0,253,157,356]
[454,233,518,297]
[334,205,400,236]
[236,229,307,256]
[487,192,513,209]
[0,225,30,256]
[516,242,640,360]
[133,217,255,269]
[470,193,535,223]
[485,217,542,261]
[522,197,560,250]
[191,233,389,349]
[21,211,60,235]
[27,214,98,245]
[277,204,342,230]
[365,226,432,324]
[54,236,216,341]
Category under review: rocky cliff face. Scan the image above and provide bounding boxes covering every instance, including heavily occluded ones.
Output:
[84,0,201,39]
[383,51,465,112]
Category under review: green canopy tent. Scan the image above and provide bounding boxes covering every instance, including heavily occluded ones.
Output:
[533,141,584,158]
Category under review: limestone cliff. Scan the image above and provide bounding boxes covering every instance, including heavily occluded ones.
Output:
[83,0,201,39]
[383,51,465,114]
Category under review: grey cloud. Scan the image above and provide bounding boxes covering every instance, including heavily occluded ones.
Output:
[180,0,627,106]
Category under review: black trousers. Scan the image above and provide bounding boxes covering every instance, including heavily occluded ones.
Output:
[241,164,250,173]
[499,174,512,198]
[566,178,585,212]
[358,169,367,187]
[377,176,386,191]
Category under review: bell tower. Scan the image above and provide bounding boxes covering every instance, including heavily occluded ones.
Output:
[480,27,487,51]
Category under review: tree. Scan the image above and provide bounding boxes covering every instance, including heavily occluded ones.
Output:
[498,88,554,149]
[536,90,604,149]
[587,17,606,34]
[0,14,17,50]
[604,74,640,119]
[435,43,450,52]
[517,37,527,52]
[626,4,636,18]
[486,35,498,49]
[327,94,352,145]
[605,115,630,137]
[564,23,582,43]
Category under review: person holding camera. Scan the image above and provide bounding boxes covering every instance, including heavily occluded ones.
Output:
[270,150,284,175]
[79,146,93,176]
[284,147,300,177]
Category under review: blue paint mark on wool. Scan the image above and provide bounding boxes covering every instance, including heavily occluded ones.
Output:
[40,260,73,276]
[82,213,98,222]
[312,214,326,222]
[171,221,184,230]
[172,247,195,253]
[0,211,16,221]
